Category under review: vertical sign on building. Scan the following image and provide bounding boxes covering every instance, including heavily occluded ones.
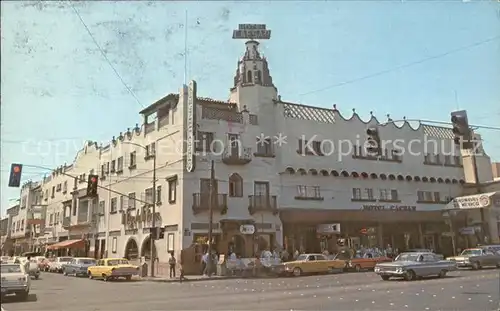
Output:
[185,80,197,172]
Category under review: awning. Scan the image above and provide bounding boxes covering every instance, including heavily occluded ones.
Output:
[46,239,85,250]
[444,192,500,210]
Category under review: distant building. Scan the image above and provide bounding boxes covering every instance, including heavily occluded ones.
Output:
[13,29,497,265]
[492,162,500,180]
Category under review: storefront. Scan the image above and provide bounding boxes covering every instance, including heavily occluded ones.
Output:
[281,205,453,255]
[443,191,500,245]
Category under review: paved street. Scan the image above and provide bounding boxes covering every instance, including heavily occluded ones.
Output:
[2,269,499,310]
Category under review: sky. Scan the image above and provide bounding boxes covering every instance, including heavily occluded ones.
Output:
[1,0,499,216]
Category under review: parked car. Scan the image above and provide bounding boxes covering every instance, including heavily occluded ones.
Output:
[0,263,31,300]
[87,258,139,281]
[446,248,500,270]
[280,253,346,277]
[33,256,46,270]
[48,257,73,273]
[63,258,97,277]
[345,250,392,272]
[374,252,457,281]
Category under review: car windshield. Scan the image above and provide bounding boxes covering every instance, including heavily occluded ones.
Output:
[79,259,96,265]
[59,257,73,262]
[395,253,420,262]
[296,254,308,261]
[107,259,129,266]
[461,249,482,256]
[1,264,22,273]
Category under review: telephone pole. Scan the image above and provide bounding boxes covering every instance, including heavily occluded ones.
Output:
[207,160,215,276]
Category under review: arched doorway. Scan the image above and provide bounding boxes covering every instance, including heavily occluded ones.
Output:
[124,238,139,260]
[141,236,157,260]
[228,235,245,256]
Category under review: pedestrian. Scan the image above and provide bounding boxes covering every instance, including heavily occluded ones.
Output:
[168,252,176,278]
[202,252,209,276]
[179,259,185,283]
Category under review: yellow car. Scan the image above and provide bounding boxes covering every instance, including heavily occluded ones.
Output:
[87,258,139,281]
[284,253,347,276]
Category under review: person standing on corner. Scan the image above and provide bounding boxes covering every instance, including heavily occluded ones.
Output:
[168,252,177,279]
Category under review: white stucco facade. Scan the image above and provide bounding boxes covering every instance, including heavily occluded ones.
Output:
[5,37,496,261]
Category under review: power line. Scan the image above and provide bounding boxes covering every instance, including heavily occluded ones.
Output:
[300,35,500,97]
[69,2,145,109]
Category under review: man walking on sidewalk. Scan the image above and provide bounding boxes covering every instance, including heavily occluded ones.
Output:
[169,252,177,279]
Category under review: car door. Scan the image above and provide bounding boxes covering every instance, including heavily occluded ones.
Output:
[303,255,316,273]
[422,254,439,275]
[482,250,496,266]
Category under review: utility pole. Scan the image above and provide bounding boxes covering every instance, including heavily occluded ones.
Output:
[150,151,157,277]
[471,142,488,244]
[207,160,215,277]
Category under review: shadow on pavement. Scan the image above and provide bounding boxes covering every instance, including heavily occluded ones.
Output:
[1,293,37,304]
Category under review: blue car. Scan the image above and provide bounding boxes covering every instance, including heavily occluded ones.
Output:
[63,258,97,277]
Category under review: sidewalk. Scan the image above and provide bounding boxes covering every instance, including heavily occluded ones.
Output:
[140,274,235,283]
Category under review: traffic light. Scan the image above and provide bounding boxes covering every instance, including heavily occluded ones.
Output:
[366,127,381,155]
[451,110,472,149]
[158,227,165,239]
[8,163,23,188]
[86,174,99,197]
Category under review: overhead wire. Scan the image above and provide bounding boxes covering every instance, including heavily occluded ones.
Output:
[299,35,500,97]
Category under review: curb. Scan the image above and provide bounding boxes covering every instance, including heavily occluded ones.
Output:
[140,274,277,283]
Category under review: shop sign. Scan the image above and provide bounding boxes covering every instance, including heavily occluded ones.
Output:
[459,227,476,235]
[185,80,197,172]
[361,204,416,211]
[240,224,255,235]
[316,223,341,234]
[451,194,491,209]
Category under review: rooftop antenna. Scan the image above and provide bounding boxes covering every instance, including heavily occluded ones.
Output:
[183,9,188,86]
[454,90,459,110]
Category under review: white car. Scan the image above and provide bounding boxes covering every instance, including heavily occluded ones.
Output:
[0,263,31,300]
[48,257,73,273]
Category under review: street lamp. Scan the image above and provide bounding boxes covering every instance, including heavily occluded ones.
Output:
[122,141,157,277]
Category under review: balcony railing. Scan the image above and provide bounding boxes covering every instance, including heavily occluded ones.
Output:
[222,146,252,165]
[248,195,278,215]
[192,193,228,215]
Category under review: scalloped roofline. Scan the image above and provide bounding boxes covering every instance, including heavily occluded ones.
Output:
[275,99,426,131]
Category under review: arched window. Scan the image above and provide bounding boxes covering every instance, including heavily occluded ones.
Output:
[247,70,253,83]
[256,70,262,83]
[229,173,243,197]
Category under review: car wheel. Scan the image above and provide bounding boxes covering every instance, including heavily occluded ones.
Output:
[355,265,362,272]
[496,262,500,269]
[438,270,447,278]
[471,262,480,270]
[102,274,109,281]
[292,267,302,277]
[404,270,416,281]
[381,275,390,281]
[63,270,67,276]
[35,274,39,280]
[125,275,132,281]
[88,272,93,279]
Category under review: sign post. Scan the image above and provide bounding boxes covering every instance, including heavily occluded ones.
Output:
[232,24,271,40]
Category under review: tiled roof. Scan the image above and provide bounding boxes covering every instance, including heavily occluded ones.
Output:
[280,101,336,124]
[422,125,454,140]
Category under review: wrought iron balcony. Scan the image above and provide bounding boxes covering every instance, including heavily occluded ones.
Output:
[221,147,252,165]
[248,195,278,215]
[192,193,228,215]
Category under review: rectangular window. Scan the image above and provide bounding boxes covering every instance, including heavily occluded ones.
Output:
[110,160,116,173]
[379,189,388,201]
[425,191,433,202]
[51,186,55,198]
[117,157,124,172]
[156,186,162,204]
[254,181,269,196]
[128,193,136,209]
[168,179,177,203]
[197,132,214,153]
[390,189,399,201]
[63,181,67,193]
[256,137,272,155]
[110,197,117,213]
[119,195,125,211]
[352,188,361,200]
[365,188,374,200]
[417,191,425,201]
[433,192,441,202]
[129,151,136,168]
[145,188,154,204]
